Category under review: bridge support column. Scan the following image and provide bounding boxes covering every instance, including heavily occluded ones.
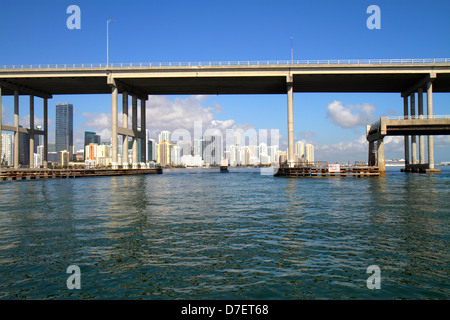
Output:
[377,137,385,174]
[287,76,294,167]
[418,88,425,164]
[111,86,119,169]
[132,95,138,169]
[140,98,147,163]
[29,95,34,168]
[403,95,410,166]
[427,81,434,170]
[410,92,417,164]
[368,140,376,166]
[14,90,19,169]
[43,98,48,168]
[122,92,129,169]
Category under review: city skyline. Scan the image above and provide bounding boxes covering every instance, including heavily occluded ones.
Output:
[79,128,302,167]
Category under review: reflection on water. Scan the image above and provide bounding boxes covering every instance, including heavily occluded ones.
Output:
[0,167,448,299]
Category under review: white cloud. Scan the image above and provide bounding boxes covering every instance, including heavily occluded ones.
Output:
[435,135,450,147]
[326,100,377,128]
[76,95,258,148]
[318,135,368,154]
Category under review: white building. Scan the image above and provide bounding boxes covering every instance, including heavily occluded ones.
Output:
[172,144,181,165]
[193,138,205,159]
[305,144,315,164]
[158,130,171,143]
[268,145,279,164]
[203,135,222,165]
[1,132,14,165]
[181,154,203,167]
[295,141,305,161]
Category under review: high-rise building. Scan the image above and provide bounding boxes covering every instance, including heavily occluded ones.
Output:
[157,140,172,167]
[48,143,56,153]
[204,135,222,165]
[36,125,43,147]
[305,144,315,164]
[268,145,279,164]
[147,139,156,162]
[37,145,45,167]
[85,143,98,161]
[55,102,73,162]
[278,151,287,166]
[1,132,14,166]
[177,141,191,157]
[172,144,181,166]
[19,129,30,166]
[158,130,171,143]
[295,141,305,162]
[192,138,203,159]
[60,150,70,167]
[84,131,101,159]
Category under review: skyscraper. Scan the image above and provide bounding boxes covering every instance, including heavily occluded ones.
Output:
[157,140,172,167]
[1,132,14,166]
[305,144,315,164]
[147,139,156,162]
[84,131,101,160]
[295,141,305,161]
[55,102,73,162]
[193,138,205,159]
[158,130,171,143]
[19,128,30,166]
[204,135,222,166]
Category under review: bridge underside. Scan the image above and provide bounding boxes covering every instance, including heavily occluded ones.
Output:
[1,62,450,171]
[1,70,450,96]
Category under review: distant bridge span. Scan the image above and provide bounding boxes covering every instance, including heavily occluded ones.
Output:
[1,59,450,171]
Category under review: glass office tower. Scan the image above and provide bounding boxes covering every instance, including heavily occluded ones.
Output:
[55,102,73,162]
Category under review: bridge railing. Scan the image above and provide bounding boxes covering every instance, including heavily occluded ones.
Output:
[368,115,450,135]
[1,58,450,70]
[386,115,450,120]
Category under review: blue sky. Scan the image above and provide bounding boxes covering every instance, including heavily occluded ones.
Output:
[1,0,449,162]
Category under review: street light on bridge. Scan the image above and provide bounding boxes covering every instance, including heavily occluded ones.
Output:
[107,19,115,67]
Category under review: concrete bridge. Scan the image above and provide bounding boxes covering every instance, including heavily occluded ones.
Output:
[1,58,450,171]
[366,115,450,173]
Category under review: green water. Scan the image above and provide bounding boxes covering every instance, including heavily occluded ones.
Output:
[0,167,449,299]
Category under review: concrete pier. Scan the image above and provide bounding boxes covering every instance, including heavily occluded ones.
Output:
[418,88,425,164]
[287,75,294,167]
[410,93,417,164]
[111,86,119,169]
[132,95,138,169]
[377,138,385,173]
[427,81,435,170]
[29,95,34,168]
[0,167,162,181]
[403,96,410,166]
[14,90,19,169]
[140,98,146,163]
[43,98,48,168]
[122,92,129,169]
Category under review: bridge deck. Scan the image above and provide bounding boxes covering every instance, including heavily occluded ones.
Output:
[1,61,450,97]
[367,116,450,141]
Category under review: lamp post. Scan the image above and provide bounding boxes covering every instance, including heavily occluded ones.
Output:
[291,36,293,64]
[107,19,115,67]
